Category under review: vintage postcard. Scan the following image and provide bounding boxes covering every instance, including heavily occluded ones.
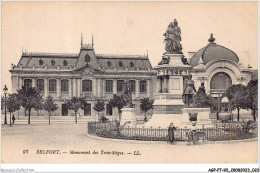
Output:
[1,1,258,171]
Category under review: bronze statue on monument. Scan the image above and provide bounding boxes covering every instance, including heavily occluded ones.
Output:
[183,74,197,106]
[163,19,182,53]
[123,81,133,108]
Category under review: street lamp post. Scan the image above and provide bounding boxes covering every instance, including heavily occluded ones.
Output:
[3,85,8,125]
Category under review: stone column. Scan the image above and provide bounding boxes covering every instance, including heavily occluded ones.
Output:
[93,78,97,97]
[156,78,160,93]
[73,79,77,97]
[96,79,101,97]
[113,79,117,95]
[57,78,61,98]
[32,78,36,88]
[68,78,72,97]
[103,79,106,98]
[147,79,150,97]
[44,78,48,97]
[135,79,139,98]
[160,77,163,93]
[163,76,168,93]
[77,79,81,97]
[18,77,21,90]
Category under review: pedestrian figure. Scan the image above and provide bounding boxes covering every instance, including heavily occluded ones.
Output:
[144,116,147,122]
[12,114,16,124]
[187,121,198,145]
[168,123,176,144]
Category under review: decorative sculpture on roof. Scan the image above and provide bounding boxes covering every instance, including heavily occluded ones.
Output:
[163,19,182,53]
[183,74,197,106]
[123,81,133,108]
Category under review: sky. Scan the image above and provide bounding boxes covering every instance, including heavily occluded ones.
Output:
[1,1,258,93]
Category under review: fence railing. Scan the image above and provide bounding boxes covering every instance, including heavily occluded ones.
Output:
[88,121,257,141]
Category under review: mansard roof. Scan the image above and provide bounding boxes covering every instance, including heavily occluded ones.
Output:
[16,49,152,71]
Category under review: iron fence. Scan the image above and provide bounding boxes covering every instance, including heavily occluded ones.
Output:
[87,121,257,141]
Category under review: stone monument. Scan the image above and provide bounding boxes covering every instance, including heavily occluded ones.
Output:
[145,19,213,128]
[153,19,191,115]
[121,81,135,124]
[144,19,192,128]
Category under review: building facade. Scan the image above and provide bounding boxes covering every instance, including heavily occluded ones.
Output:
[10,42,157,117]
[10,33,256,117]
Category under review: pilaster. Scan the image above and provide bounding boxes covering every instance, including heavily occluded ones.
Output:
[135,79,139,98]
[57,78,61,98]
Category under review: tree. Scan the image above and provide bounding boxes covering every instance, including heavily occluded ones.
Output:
[6,94,20,126]
[226,84,248,121]
[139,97,153,116]
[17,86,43,124]
[246,79,258,121]
[66,97,85,124]
[93,99,105,118]
[109,94,126,122]
[43,96,58,125]
[194,92,215,108]
[1,96,5,110]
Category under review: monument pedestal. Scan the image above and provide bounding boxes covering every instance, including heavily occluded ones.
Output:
[182,107,213,128]
[153,53,191,114]
[153,93,184,114]
[121,107,135,125]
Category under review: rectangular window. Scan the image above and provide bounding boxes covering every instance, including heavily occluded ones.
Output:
[106,80,113,93]
[140,80,147,93]
[82,80,92,92]
[37,79,44,92]
[49,79,56,92]
[129,80,135,92]
[24,79,32,89]
[117,80,124,92]
[61,80,69,92]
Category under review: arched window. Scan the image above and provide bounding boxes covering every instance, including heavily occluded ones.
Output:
[82,80,92,92]
[210,72,232,90]
[130,61,134,67]
[51,60,55,66]
[39,59,43,66]
[117,80,124,92]
[49,79,56,92]
[24,79,32,89]
[85,54,90,62]
[37,79,44,92]
[63,60,67,66]
[61,79,68,92]
[119,61,123,67]
[129,80,135,92]
[107,61,111,67]
[106,80,113,92]
[140,80,147,93]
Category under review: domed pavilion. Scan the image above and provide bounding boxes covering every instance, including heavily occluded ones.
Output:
[189,34,252,96]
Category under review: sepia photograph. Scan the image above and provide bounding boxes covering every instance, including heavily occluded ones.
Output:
[1,1,259,172]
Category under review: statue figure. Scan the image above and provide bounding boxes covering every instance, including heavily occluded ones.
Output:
[183,75,196,106]
[163,19,182,53]
[197,82,206,95]
[123,81,133,108]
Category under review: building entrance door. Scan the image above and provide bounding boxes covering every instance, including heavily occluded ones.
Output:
[62,104,68,116]
[106,104,113,116]
[84,103,91,116]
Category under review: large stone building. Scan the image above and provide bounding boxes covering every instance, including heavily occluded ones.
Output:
[10,41,157,117]
[10,31,256,118]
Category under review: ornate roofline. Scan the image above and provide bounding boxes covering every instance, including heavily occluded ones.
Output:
[22,52,79,57]
[96,54,148,59]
